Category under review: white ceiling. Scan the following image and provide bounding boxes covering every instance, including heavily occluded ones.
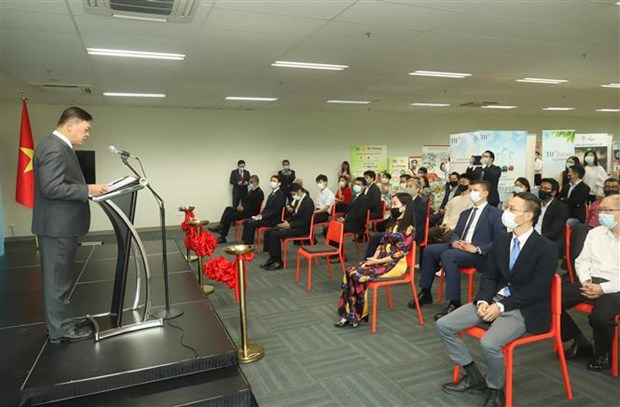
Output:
[1,0,619,116]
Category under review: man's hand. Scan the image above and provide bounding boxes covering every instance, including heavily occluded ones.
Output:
[237,204,244,212]
[286,205,294,213]
[451,240,464,249]
[337,217,345,223]
[278,221,291,229]
[580,283,603,299]
[88,184,108,196]
[476,302,489,318]
[237,180,243,185]
[459,242,478,253]
[253,214,262,221]
[479,303,501,322]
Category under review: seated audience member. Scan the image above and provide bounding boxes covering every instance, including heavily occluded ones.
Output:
[416,167,432,197]
[363,170,383,220]
[313,174,336,224]
[278,159,296,196]
[430,171,461,226]
[399,173,413,192]
[412,181,505,320]
[512,177,531,195]
[559,164,590,225]
[560,194,620,371]
[335,193,415,328]
[230,159,250,207]
[428,174,473,243]
[588,177,619,227]
[534,178,569,256]
[436,192,556,407]
[335,176,352,213]
[338,177,370,235]
[210,175,264,244]
[380,172,392,209]
[241,175,286,245]
[406,177,430,244]
[560,156,581,190]
[260,183,314,270]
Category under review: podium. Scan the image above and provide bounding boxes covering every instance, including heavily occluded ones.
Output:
[88,177,163,340]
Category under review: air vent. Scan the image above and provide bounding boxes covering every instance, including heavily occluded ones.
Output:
[460,101,498,108]
[30,83,94,95]
[83,0,199,23]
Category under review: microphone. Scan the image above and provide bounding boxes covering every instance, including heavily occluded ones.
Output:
[108,145,138,159]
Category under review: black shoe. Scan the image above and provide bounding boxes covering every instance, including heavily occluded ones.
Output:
[409,290,432,308]
[587,354,610,371]
[208,226,222,233]
[260,258,275,268]
[564,340,593,360]
[441,374,487,394]
[483,388,505,407]
[434,302,460,321]
[49,325,94,344]
[265,261,283,270]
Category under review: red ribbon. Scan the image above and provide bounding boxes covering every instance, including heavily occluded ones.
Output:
[181,210,195,234]
[185,227,217,258]
[202,252,254,301]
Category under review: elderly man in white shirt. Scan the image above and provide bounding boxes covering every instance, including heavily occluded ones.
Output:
[560,194,620,372]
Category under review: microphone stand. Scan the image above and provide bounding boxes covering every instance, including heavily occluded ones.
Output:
[120,155,183,320]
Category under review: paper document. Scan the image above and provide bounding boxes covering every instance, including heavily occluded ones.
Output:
[107,176,139,192]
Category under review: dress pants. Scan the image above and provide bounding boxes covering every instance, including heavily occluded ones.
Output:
[436,303,526,389]
[219,207,247,236]
[39,235,79,339]
[232,187,247,207]
[314,212,329,224]
[242,218,278,245]
[365,233,384,258]
[419,243,481,302]
[263,227,308,263]
[561,281,620,357]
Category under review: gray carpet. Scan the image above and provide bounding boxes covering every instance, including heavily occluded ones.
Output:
[200,232,619,407]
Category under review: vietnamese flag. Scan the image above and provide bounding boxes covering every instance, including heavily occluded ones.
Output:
[16,97,35,208]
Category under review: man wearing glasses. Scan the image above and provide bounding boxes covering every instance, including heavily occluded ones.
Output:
[560,194,620,372]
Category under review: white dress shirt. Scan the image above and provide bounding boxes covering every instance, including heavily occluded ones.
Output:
[463,201,488,243]
[567,179,582,198]
[444,195,474,230]
[315,188,335,211]
[534,198,554,234]
[52,130,73,149]
[575,225,620,294]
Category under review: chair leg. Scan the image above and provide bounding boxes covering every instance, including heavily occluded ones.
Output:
[326,256,333,278]
[283,241,288,269]
[371,286,378,334]
[452,365,460,383]
[339,254,346,273]
[385,286,393,309]
[438,268,444,303]
[555,332,573,399]
[467,272,474,302]
[307,257,312,291]
[410,280,424,325]
[295,253,302,283]
[256,231,262,253]
[505,347,514,407]
[612,320,618,377]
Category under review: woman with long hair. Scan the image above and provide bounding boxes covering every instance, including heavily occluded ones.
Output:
[559,156,580,190]
[338,161,351,182]
[513,177,531,195]
[582,150,608,202]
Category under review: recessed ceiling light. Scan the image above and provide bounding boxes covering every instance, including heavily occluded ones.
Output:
[271,61,348,71]
[326,100,371,104]
[542,107,574,111]
[596,108,620,112]
[408,70,471,79]
[410,103,450,107]
[481,105,517,109]
[225,96,278,102]
[601,83,620,88]
[516,78,568,84]
[112,14,167,22]
[87,48,185,60]
[103,92,166,97]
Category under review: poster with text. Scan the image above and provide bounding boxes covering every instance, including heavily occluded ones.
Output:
[422,145,450,180]
[350,145,388,178]
[388,156,410,189]
[541,130,575,180]
[574,133,613,172]
[612,141,620,178]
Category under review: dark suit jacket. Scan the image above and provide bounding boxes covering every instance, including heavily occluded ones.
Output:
[540,198,569,256]
[344,193,369,233]
[559,181,590,223]
[229,168,250,190]
[365,183,382,219]
[413,196,429,243]
[475,231,557,334]
[449,204,506,256]
[277,169,296,194]
[287,194,314,233]
[261,189,286,221]
[440,183,461,210]
[32,134,90,237]
[470,165,502,206]
[241,187,264,217]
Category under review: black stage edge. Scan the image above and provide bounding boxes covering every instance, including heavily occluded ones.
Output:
[0,239,256,407]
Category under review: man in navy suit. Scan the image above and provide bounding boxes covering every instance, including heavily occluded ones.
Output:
[467,151,502,207]
[241,175,286,245]
[230,159,251,207]
[414,181,506,320]
[363,170,383,220]
[559,165,590,224]
[436,192,557,407]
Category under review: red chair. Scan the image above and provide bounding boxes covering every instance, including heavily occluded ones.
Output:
[418,199,432,249]
[314,204,336,231]
[564,224,575,283]
[256,207,285,253]
[295,220,345,291]
[234,201,264,242]
[368,244,424,333]
[584,203,591,225]
[451,274,572,407]
[573,303,619,377]
[437,267,477,303]
[282,214,315,269]
[343,210,370,254]
[369,200,387,231]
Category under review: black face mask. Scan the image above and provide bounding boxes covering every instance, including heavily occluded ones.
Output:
[457,184,469,192]
[604,189,619,197]
[538,190,552,201]
[449,181,458,187]
[390,208,401,219]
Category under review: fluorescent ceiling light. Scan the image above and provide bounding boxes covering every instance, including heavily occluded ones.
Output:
[410,103,450,107]
[225,96,278,102]
[272,61,348,71]
[87,48,185,60]
[596,108,620,112]
[542,107,574,111]
[112,14,167,22]
[408,70,471,78]
[326,100,371,105]
[516,77,568,84]
[103,92,166,97]
[601,83,620,88]
[481,105,517,109]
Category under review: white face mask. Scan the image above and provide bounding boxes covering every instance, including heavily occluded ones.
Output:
[469,190,482,204]
[514,186,524,194]
[381,177,389,184]
[352,184,362,194]
[317,182,326,190]
[338,181,346,188]
[584,156,595,165]
[399,182,407,190]
[248,183,255,190]
[501,210,519,230]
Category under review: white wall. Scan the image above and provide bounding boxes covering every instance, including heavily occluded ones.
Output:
[2,102,619,237]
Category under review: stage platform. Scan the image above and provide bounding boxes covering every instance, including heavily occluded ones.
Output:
[0,239,256,407]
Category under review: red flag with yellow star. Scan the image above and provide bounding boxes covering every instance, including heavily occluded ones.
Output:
[16,97,35,208]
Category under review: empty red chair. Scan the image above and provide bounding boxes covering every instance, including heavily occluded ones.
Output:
[437,267,477,303]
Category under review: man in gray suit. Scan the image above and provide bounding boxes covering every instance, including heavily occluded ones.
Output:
[32,107,108,343]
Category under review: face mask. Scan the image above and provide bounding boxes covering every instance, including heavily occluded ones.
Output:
[381,178,389,184]
[565,161,574,169]
[501,210,519,230]
[449,181,458,187]
[538,190,552,200]
[352,185,362,194]
[514,186,524,194]
[291,194,299,201]
[584,156,594,165]
[604,188,619,197]
[599,213,618,229]
[283,165,290,170]
[238,167,245,171]
[270,181,277,190]
[317,183,326,190]
[406,188,417,196]
[248,183,255,190]
[390,207,402,219]
[457,184,469,192]
[339,181,346,188]
[399,182,407,190]
[469,190,481,203]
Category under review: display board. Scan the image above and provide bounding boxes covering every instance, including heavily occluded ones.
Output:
[541,130,576,180]
[388,156,410,190]
[350,145,388,178]
[574,133,613,172]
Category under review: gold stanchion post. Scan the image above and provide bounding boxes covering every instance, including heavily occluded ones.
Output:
[178,206,198,263]
[188,219,215,295]
[224,244,264,363]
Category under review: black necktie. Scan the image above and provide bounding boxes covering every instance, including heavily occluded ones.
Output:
[462,207,478,240]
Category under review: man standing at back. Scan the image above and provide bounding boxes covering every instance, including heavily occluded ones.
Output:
[229,159,250,207]
[32,106,108,343]
[468,151,501,207]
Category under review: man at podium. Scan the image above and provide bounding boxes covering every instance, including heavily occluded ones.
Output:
[31,106,108,344]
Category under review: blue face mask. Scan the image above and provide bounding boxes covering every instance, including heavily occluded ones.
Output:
[352,185,362,194]
[598,213,618,229]
[270,181,277,190]
[283,165,290,170]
